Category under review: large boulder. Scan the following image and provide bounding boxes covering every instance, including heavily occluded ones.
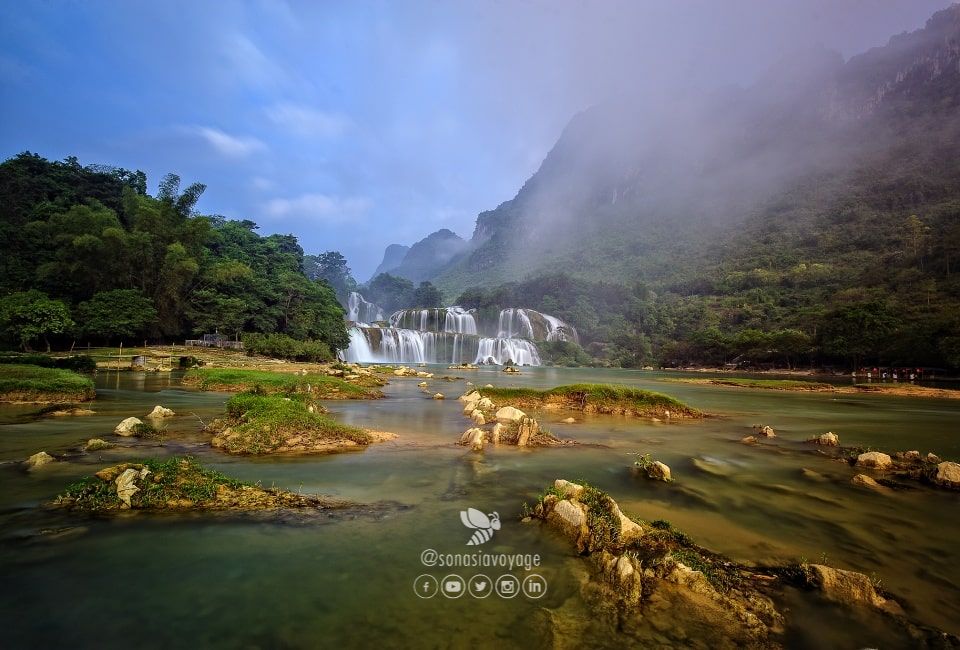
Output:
[476,397,495,411]
[646,461,672,482]
[470,410,486,425]
[84,438,112,452]
[24,451,54,470]
[856,451,893,470]
[496,406,526,424]
[147,405,175,418]
[490,422,503,444]
[114,417,143,436]
[459,428,486,451]
[458,390,480,403]
[810,432,839,446]
[935,461,960,489]
[516,417,540,446]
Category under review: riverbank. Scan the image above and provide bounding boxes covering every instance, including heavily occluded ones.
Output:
[0,365,95,403]
[663,376,960,399]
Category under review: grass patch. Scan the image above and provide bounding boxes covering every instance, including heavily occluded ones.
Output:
[183,368,381,399]
[214,392,372,454]
[666,377,834,391]
[481,383,700,417]
[57,456,246,511]
[0,364,95,402]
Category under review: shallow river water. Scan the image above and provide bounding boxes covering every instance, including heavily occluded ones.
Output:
[1,367,958,649]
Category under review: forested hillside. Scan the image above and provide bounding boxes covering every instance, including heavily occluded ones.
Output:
[0,153,348,355]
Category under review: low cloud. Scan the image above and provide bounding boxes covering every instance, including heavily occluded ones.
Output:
[187,126,266,158]
[262,192,371,223]
[266,102,352,137]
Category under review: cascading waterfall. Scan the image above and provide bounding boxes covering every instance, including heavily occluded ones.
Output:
[341,303,577,365]
[390,307,478,334]
[346,292,385,324]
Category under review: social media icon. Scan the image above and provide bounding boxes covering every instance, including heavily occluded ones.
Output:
[441,574,466,599]
[496,574,520,599]
[523,573,548,599]
[414,574,438,599]
[468,574,493,599]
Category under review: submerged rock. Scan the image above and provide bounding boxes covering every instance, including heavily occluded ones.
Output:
[561,417,576,424]
[802,564,904,616]
[432,393,444,400]
[740,435,758,445]
[147,405,175,418]
[856,451,893,470]
[757,425,776,438]
[851,474,890,493]
[417,381,428,388]
[935,461,960,489]
[84,438,113,452]
[24,451,55,470]
[114,417,143,436]
[47,407,96,417]
[809,432,839,446]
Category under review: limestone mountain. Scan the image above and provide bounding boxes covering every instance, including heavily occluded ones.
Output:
[369,243,409,281]
[382,228,468,283]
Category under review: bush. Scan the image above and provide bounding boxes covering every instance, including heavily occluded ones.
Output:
[0,353,96,372]
[241,333,333,362]
[537,340,595,367]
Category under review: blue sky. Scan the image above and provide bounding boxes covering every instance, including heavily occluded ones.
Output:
[0,0,949,279]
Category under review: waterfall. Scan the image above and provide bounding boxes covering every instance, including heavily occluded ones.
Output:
[340,327,480,364]
[497,308,534,339]
[497,308,578,343]
[389,307,477,334]
[346,292,385,324]
[540,313,579,343]
[475,338,541,366]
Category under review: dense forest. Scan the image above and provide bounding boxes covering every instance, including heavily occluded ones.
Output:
[0,152,348,357]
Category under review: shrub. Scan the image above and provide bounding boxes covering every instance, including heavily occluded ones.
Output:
[241,333,333,362]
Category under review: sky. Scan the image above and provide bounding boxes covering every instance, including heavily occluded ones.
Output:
[0,0,951,280]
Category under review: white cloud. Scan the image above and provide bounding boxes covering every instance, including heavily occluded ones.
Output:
[266,102,352,137]
[262,193,371,224]
[187,126,266,158]
[251,176,275,191]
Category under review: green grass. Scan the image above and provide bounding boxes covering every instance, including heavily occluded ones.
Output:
[0,364,95,402]
[667,377,833,390]
[183,368,380,399]
[217,393,372,454]
[480,383,700,417]
[58,456,246,511]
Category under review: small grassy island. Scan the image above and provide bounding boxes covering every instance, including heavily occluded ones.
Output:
[665,376,960,400]
[0,364,95,403]
[479,384,701,418]
[209,393,395,455]
[54,457,348,512]
[182,367,384,399]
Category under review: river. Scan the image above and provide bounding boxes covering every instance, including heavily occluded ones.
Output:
[1,367,957,648]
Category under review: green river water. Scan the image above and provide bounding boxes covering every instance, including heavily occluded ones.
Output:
[1,367,958,649]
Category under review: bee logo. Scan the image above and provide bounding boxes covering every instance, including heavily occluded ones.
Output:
[460,507,501,545]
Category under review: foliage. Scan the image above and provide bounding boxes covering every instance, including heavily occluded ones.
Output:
[0,353,96,372]
[0,290,73,351]
[536,340,595,367]
[183,368,380,398]
[303,251,357,302]
[479,383,700,416]
[365,272,415,312]
[0,364,95,401]
[0,153,349,353]
[242,332,334,362]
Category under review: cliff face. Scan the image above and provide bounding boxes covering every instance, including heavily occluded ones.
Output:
[430,5,960,295]
[370,243,409,281]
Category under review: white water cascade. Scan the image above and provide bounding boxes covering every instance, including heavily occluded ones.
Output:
[390,307,478,334]
[475,337,541,366]
[497,308,578,343]
[346,292,385,325]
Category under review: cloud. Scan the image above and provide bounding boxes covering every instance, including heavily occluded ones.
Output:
[187,126,266,158]
[262,192,371,223]
[266,102,352,137]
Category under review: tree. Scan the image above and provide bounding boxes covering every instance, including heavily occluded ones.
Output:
[0,290,73,351]
[366,273,415,312]
[819,301,899,368]
[412,281,443,308]
[76,289,157,343]
[303,251,357,300]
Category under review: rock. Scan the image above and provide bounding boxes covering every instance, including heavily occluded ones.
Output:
[432,393,444,400]
[84,438,112,452]
[851,474,890,493]
[48,408,96,417]
[114,466,151,509]
[804,564,904,617]
[470,410,486,425]
[147,405,175,418]
[458,390,480,403]
[490,422,503,444]
[459,428,486,451]
[516,416,540,446]
[800,468,828,482]
[757,425,776,438]
[95,462,144,482]
[24,451,54,470]
[477,397,495,411]
[114,417,143,436]
[935,461,960,489]
[484,384,494,389]
[646,461,672,482]
[547,498,588,541]
[503,366,520,373]
[902,450,921,461]
[740,435,758,445]
[809,432,839,446]
[496,406,527,424]
[561,417,576,424]
[856,451,893,470]
[554,479,584,499]
[927,452,942,464]
[418,381,428,387]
